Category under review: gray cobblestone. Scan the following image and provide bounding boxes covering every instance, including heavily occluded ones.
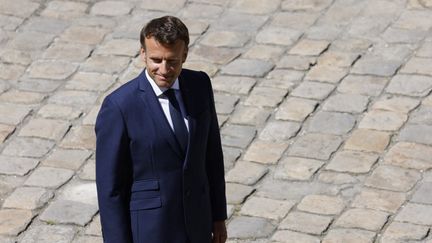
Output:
[227,216,275,239]
[0,1,430,241]
[365,165,421,192]
[3,186,53,210]
[334,208,389,231]
[307,111,356,135]
[394,203,432,225]
[344,129,390,153]
[272,230,320,243]
[37,104,82,120]
[259,121,300,142]
[291,81,335,100]
[79,159,96,181]
[226,183,254,205]
[28,60,78,80]
[0,89,45,104]
[280,211,333,235]
[240,196,294,220]
[2,137,55,158]
[322,228,375,243]
[225,68,260,86]
[201,31,250,48]
[372,96,419,113]
[384,142,432,170]
[229,105,270,125]
[0,0,39,18]
[0,209,33,236]
[352,188,406,213]
[226,161,268,185]
[190,46,240,65]
[81,55,130,74]
[276,55,316,70]
[180,3,223,19]
[221,59,274,78]
[0,124,14,143]
[352,56,402,77]
[244,86,287,107]
[60,125,96,150]
[305,65,348,83]
[7,31,54,51]
[399,124,432,145]
[21,17,69,35]
[359,110,407,131]
[19,118,69,140]
[322,94,369,113]
[326,150,378,174]
[43,149,91,170]
[43,42,93,62]
[381,222,429,242]
[24,166,73,188]
[49,90,98,108]
[90,1,133,16]
[243,45,285,61]
[65,72,115,92]
[289,133,342,160]
[297,194,345,215]
[386,74,432,97]
[275,157,324,181]
[243,140,287,164]
[20,225,76,243]
[257,179,340,201]
[41,0,88,19]
[276,97,317,122]
[338,75,388,96]
[40,199,98,226]
[211,11,268,31]
[411,182,432,204]
[60,26,109,45]
[256,27,302,46]
[85,215,102,236]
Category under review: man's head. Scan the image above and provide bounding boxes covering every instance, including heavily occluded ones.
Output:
[140,16,189,88]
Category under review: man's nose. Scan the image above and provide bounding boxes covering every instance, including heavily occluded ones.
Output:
[159,61,169,74]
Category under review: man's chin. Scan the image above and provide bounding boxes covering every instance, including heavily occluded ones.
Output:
[155,79,174,88]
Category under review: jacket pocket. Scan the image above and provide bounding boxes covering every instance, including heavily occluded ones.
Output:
[130,179,162,209]
[131,179,159,192]
[130,197,162,210]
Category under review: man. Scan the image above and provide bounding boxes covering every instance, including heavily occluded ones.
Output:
[95,16,227,243]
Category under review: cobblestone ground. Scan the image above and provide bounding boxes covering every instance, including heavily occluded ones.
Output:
[1,0,432,242]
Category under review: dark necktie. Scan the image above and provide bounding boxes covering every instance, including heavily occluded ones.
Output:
[164,89,188,152]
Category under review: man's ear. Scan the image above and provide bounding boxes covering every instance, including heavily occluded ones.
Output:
[140,47,146,60]
[182,48,188,63]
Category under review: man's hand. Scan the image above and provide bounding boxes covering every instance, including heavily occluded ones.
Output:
[212,220,227,243]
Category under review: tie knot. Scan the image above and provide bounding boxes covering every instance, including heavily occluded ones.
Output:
[164,88,176,100]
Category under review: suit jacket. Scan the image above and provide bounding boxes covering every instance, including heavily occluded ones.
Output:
[95,69,227,243]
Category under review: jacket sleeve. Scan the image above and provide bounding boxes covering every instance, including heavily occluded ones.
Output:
[203,72,228,221]
[95,96,133,243]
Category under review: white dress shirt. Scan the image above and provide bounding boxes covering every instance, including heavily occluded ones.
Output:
[145,70,189,131]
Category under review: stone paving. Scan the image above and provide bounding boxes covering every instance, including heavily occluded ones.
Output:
[1,0,432,242]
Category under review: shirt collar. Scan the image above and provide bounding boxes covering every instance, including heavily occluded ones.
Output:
[145,69,180,97]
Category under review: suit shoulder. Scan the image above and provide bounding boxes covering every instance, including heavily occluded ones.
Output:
[104,77,139,106]
[181,68,210,80]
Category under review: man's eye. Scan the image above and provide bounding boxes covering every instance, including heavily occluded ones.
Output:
[167,60,179,65]
[151,59,162,63]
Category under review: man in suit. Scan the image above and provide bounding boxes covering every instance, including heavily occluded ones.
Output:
[95,16,227,243]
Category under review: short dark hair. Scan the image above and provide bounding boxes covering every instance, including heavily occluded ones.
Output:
[140,16,189,49]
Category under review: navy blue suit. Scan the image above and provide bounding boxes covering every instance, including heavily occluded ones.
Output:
[95,69,227,243]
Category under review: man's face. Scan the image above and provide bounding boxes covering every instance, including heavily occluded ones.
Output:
[141,37,188,88]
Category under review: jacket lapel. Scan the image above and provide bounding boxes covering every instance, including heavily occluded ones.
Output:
[138,71,184,159]
[179,74,197,169]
